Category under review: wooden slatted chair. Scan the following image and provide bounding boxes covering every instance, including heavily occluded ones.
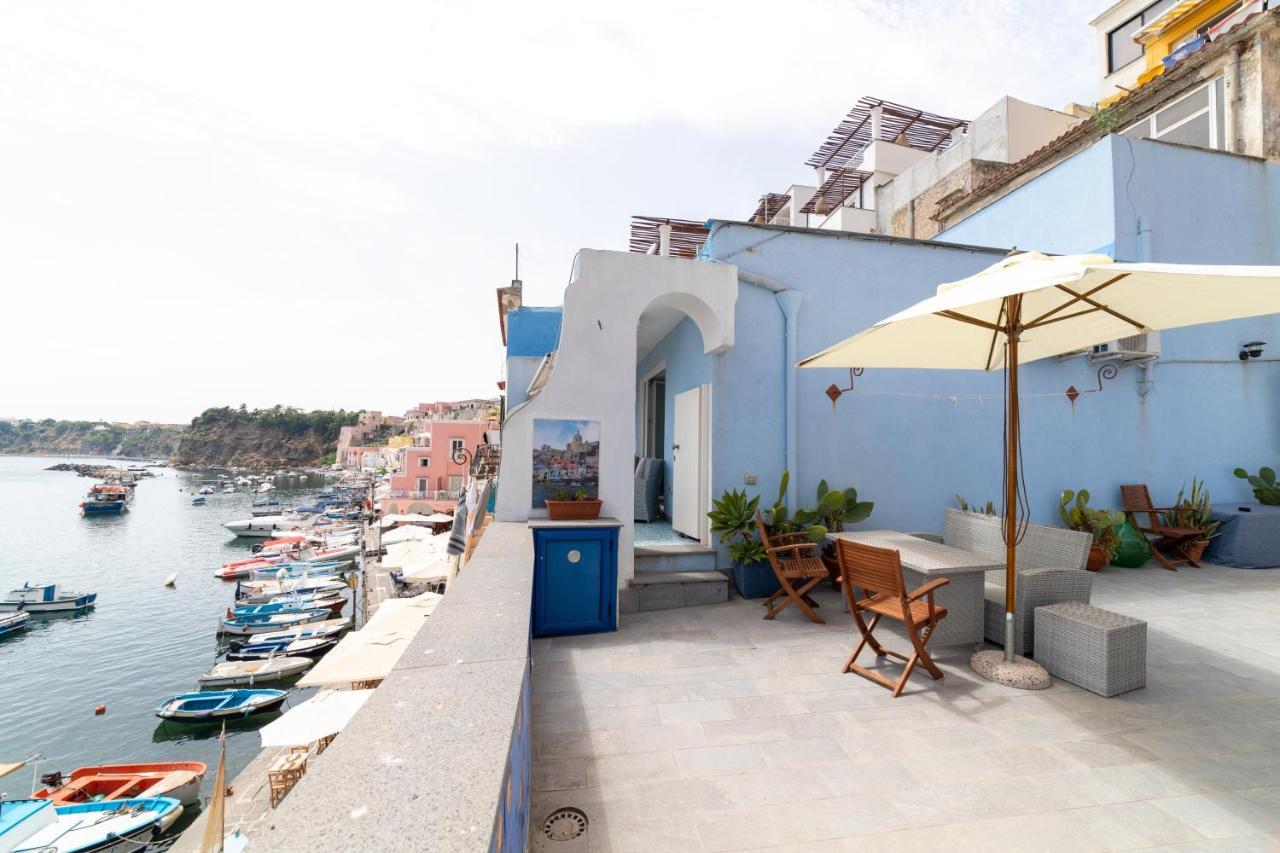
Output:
[834,538,949,698]
[1120,483,1205,571]
[755,511,828,624]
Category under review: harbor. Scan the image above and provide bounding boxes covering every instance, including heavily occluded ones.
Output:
[0,456,368,843]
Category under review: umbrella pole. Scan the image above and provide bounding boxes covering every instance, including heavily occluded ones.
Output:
[1003,295,1021,664]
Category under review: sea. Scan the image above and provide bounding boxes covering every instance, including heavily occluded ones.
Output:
[0,455,346,828]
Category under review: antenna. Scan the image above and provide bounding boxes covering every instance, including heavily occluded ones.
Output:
[514,243,520,281]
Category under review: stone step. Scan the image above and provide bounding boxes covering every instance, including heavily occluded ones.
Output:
[633,544,717,574]
[622,568,729,614]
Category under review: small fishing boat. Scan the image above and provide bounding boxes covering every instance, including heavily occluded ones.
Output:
[197,656,312,687]
[0,796,182,851]
[219,608,330,636]
[223,516,293,537]
[235,578,347,603]
[246,619,350,645]
[33,762,207,807]
[229,593,345,616]
[80,483,130,515]
[191,496,206,506]
[224,636,337,660]
[196,485,215,495]
[154,689,287,723]
[0,612,30,637]
[221,485,236,494]
[245,562,342,581]
[0,584,96,613]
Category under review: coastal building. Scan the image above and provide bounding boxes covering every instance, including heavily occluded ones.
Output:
[382,417,494,514]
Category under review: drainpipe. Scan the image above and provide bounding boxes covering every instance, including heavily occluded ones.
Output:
[775,290,804,511]
[1226,42,1244,154]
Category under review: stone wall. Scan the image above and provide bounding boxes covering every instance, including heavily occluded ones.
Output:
[886,159,1007,240]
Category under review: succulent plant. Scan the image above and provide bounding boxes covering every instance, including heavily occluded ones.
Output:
[1059,489,1125,555]
[1161,478,1219,542]
[795,480,873,536]
[1234,466,1280,506]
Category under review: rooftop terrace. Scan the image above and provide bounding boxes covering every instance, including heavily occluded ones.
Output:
[530,565,1280,852]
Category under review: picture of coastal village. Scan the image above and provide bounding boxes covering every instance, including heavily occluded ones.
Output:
[531,419,600,506]
[7,0,1280,850]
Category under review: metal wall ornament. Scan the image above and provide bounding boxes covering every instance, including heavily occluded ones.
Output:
[1065,363,1120,407]
[826,367,864,411]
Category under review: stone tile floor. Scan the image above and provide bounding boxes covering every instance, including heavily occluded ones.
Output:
[530,563,1280,852]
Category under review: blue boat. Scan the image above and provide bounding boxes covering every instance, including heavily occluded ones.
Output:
[0,612,29,637]
[0,583,96,614]
[154,689,287,723]
[219,608,331,635]
[80,483,130,515]
[230,597,342,618]
[1,796,182,850]
[225,635,338,660]
[191,495,206,506]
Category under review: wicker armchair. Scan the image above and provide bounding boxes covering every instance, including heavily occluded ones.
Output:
[633,458,664,522]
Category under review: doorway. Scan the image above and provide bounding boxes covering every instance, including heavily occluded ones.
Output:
[641,368,666,460]
[671,384,710,542]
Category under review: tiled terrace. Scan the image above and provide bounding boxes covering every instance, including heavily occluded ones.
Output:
[531,564,1280,852]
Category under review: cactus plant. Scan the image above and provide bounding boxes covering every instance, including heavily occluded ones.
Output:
[795,480,873,535]
[1234,466,1280,506]
[955,495,996,516]
[1059,489,1125,555]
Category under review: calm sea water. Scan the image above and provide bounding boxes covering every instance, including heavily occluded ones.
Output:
[0,455,344,815]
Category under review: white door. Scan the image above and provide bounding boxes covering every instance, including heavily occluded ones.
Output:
[672,386,707,540]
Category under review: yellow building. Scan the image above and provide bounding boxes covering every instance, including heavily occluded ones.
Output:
[387,434,414,450]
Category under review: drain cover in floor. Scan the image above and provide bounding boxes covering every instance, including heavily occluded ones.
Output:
[543,808,588,841]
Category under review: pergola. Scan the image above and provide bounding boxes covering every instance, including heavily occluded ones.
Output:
[749,193,791,223]
[628,216,711,259]
[799,168,873,214]
[806,96,969,172]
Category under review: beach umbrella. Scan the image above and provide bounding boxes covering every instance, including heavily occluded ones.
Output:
[381,525,435,545]
[800,252,1280,684]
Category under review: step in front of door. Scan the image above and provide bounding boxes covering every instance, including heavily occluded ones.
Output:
[622,570,729,614]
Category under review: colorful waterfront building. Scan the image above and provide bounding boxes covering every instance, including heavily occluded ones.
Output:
[382,418,494,514]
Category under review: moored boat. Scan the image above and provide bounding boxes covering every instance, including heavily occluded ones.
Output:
[230,596,344,618]
[219,608,330,635]
[0,796,182,851]
[80,483,130,515]
[244,619,350,645]
[235,579,347,603]
[0,584,96,613]
[197,656,313,687]
[224,636,337,660]
[191,496,206,506]
[0,612,30,637]
[154,689,287,723]
[33,762,206,807]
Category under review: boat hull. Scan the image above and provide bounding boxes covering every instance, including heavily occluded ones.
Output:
[154,690,287,723]
[81,502,127,515]
[0,612,30,636]
[34,763,207,808]
[197,656,312,687]
[0,593,97,613]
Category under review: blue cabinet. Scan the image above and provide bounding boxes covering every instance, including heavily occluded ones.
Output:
[531,520,620,638]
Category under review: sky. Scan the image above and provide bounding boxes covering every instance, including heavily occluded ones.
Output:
[0,0,1100,424]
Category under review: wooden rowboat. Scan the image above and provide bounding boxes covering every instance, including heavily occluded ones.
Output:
[33,762,207,807]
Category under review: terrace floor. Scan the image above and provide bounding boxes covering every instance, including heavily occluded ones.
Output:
[530,563,1280,852]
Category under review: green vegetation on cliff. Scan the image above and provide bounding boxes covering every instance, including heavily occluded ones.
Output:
[172,405,360,469]
[0,419,184,459]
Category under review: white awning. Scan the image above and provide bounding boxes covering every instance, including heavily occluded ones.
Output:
[258,689,375,748]
[297,606,435,687]
[381,525,438,545]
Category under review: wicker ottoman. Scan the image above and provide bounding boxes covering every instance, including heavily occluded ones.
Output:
[1034,602,1146,697]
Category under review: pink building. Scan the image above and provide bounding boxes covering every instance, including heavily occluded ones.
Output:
[383,419,493,513]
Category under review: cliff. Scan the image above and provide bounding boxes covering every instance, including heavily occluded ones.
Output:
[170,406,360,470]
[0,419,184,459]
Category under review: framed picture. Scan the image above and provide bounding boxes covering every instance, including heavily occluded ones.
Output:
[531,419,600,507]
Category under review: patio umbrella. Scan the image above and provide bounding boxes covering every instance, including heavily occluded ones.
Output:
[381,525,435,545]
[800,251,1280,682]
[259,689,374,748]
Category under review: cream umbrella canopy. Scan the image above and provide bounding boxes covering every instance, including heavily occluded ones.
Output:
[800,252,1280,679]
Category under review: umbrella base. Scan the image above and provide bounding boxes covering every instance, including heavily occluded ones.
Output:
[970,650,1051,690]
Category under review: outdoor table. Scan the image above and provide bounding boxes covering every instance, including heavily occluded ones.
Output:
[1204,503,1280,569]
[827,530,1000,648]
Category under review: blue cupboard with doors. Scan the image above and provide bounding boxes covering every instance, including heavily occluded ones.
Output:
[530,518,621,637]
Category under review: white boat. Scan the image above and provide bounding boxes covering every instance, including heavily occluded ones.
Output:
[221,485,236,494]
[0,612,30,637]
[255,482,274,493]
[197,485,215,495]
[197,656,313,687]
[235,579,348,603]
[223,517,294,538]
[249,619,351,645]
[0,796,182,852]
[219,609,330,636]
[0,583,96,613]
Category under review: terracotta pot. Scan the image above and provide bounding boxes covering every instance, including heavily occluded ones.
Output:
[1183,540,1209,562]
[544,499,603,521]
[1086,545,1111,572]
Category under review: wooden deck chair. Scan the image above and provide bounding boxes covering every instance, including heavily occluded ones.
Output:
[755,511,828,624]
[1120,483,1204,571]
[834,539,949,698]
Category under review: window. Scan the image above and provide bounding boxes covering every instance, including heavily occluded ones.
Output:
[448,475,464,493]
[1121,77,1225,150]
[1107,0,1180,73]
[449,438,465,457]
[418,457,430,468]
[415,477,428,492]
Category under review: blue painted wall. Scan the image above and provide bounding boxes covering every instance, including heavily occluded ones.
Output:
[506,307,562,358]
[636,316,715,514]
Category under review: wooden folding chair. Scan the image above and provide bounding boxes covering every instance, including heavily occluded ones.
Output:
[755,511,828,624]
[1120,484,1204,571]
[834,538,949,698]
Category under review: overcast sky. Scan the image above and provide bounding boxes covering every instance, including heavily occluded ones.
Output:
[0,1,1099,424]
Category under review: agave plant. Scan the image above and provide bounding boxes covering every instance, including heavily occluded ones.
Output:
[1234,466,1280,506]
[1059,489,1125,555]
[1161,478,1219,542]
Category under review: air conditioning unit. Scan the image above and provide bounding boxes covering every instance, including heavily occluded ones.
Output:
[1091,331,1161,361]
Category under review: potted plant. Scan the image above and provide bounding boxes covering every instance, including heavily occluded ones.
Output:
[1160,478,1220,562]
[544,488,603,521]
[795,480,873,579]
[709,487,776,598]
[1234,465,1280,505]
[1059,489,1124,571]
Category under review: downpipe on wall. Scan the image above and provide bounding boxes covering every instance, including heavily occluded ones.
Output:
[775,290,804,512]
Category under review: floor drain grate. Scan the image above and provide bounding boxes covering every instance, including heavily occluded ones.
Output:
[543,807,589,841]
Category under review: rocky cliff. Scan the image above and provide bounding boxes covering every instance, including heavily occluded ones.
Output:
[170,406,359,470]
[0,420,184,459]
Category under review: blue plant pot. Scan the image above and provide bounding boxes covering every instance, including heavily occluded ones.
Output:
[732,559,780,599]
